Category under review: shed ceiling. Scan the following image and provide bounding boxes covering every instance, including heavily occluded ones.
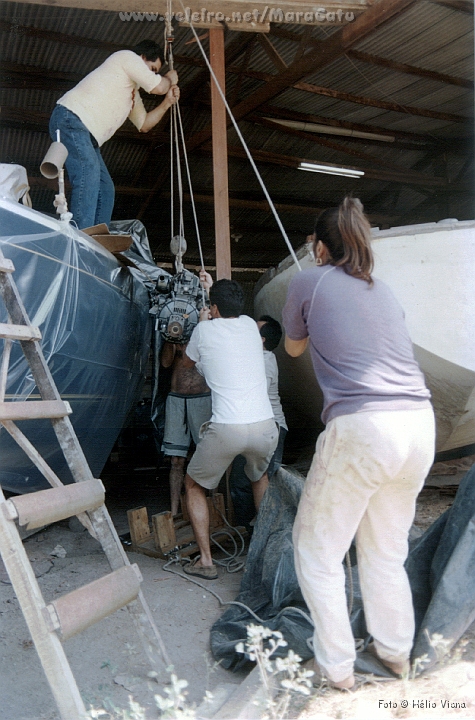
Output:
[1,0,473,270]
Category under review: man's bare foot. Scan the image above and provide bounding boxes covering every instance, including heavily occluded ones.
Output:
[367,643,409,678]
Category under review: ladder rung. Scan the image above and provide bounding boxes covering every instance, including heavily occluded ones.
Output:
[7,479,105,530]
[45,564,143,641]
[0,322,42,341]
[0,258,15,273]
[0,399,72,421]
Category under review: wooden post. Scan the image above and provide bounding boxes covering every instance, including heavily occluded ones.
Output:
[209,26,231,280]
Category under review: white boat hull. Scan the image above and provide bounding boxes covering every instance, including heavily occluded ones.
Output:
[254,220,475,454]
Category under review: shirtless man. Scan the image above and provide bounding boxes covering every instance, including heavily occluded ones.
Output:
[161,341,212,516]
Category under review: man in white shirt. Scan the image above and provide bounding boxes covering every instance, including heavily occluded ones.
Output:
[49,39,179,229]
[182,273,278,579]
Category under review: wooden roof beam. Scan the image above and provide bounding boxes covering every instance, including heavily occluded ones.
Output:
[243,37,471,125]
[28,175,394,223]
[346,49,473,90]
[186,0,464,149]
[429,0,473,12]
[292,81,470,125]
[269,26,473,89]
[3,0,368,22]
[0,19,119,51]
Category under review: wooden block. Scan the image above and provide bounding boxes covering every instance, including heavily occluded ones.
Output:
[152,511,177,554]
[127,507,151,546]
[180,494,189,522]
[208,493,225,530]
[173,519,189,531]
[175,524,196,546]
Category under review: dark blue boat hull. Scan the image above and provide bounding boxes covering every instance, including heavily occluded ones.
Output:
[0,201,152,493]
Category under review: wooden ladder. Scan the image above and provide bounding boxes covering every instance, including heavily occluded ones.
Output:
[0,249,170,720]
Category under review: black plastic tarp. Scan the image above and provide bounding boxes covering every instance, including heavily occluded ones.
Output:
[211,464,475,674]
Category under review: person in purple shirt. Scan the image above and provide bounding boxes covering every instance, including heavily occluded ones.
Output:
[282,197,435,691]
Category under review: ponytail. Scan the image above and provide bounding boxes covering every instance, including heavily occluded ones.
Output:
[315,197,374,284]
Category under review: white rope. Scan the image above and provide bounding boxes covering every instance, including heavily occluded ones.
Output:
[178,3,302,271]
[170,110,174,241]
[166,30,207,295]
[176,103,206,271]
[172,105,185,240]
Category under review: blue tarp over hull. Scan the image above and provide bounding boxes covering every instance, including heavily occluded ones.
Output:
[0,201,152,493]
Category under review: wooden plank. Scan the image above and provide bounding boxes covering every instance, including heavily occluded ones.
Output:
[127,507,151,546]
[152,511,176,554]
[0,338,12,402]
[209,26,231,280]
[0,258,15,273]
[0,488,87,720]
[6,0,368,20]
[180,494,190,522]
[0,399,71,421]
[0,322,42,341]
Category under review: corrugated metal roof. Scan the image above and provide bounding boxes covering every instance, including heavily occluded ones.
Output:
[1,0,473,268]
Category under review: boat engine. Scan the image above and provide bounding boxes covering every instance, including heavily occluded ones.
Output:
[152,268,207,344]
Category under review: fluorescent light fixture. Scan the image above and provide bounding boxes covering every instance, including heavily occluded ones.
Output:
[298,162,365,179]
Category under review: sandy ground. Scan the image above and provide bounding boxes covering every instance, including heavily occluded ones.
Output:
[1,456,474,720]
[0,468,247,720]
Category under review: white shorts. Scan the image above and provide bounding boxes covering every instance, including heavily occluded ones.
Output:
[187,418,278,490]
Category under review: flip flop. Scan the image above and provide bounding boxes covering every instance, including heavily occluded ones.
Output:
[183,558,218,580]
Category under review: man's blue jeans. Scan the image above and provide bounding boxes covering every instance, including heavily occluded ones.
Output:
[49,105,115,229]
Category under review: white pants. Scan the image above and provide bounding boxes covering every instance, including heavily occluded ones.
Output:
[293,407,435,682]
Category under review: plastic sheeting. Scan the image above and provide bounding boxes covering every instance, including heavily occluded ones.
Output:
[109,218,171,452]
[211,464,475,674]
[0,202,153,493]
